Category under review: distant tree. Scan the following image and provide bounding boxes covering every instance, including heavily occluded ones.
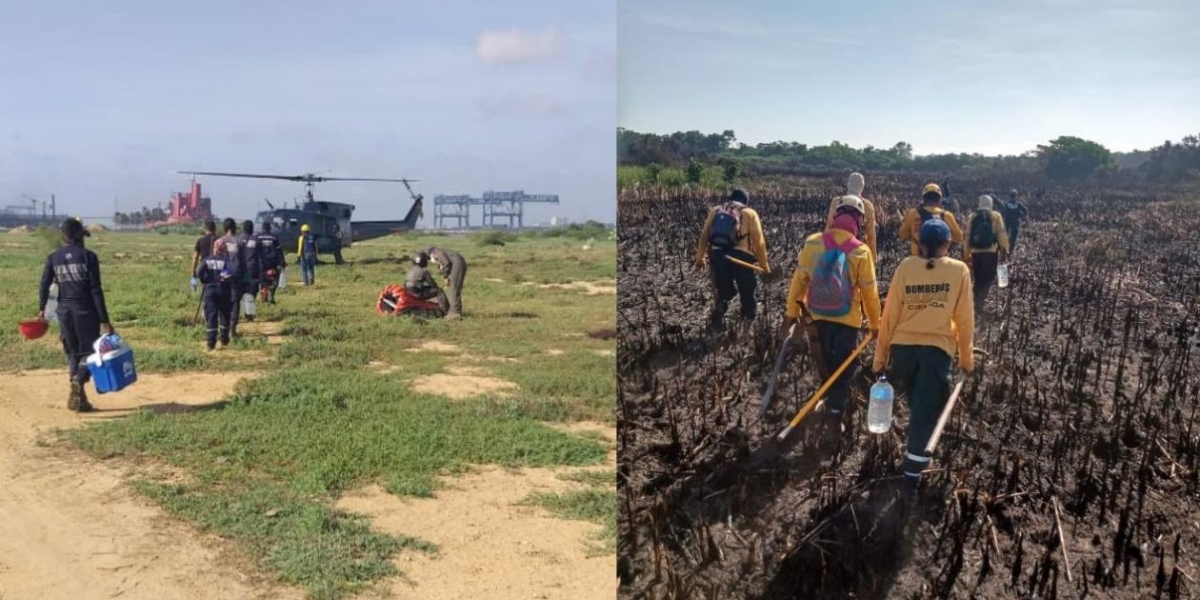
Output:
[719,157,741,183]
[686,158,704,184]
[1036,136,1115,181]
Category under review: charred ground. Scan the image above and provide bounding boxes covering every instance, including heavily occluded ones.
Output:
[617,176,1200,599]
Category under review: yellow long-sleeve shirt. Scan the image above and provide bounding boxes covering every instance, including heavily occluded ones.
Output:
[825,197,878,261]
[297,233,309,256]
[898,206,964,256]
[873,256,975,372]
[785,229,881,330]
[695,204,770,271]
[964,210,1010,260]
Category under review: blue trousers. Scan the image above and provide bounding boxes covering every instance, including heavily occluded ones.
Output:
[301,254,316,285]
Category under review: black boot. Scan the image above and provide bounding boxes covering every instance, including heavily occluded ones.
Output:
[67,381,81,411]
[77,384,95,412]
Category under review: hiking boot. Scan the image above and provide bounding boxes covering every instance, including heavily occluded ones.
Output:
[76,386,95,413]
[445,312,461,321]
[67,381,82,411]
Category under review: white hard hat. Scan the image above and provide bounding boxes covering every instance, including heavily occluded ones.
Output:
[978,195,994,210]
[834,194,865,216]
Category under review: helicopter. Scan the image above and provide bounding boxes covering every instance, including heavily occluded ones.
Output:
[178,171,424,264]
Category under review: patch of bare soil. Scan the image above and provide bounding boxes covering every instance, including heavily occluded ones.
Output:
[412,369,518,400]
[337,468,616,600]
[0,370,297,600]
[538,281,617,296]
[404,340,462,354]
[238,321,286,345]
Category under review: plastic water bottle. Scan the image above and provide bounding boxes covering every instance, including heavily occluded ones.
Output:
[45,283,59,324]
[997,263,1010,288]
[867,376,895,434]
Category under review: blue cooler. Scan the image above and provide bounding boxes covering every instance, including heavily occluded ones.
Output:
[86,345,138,394]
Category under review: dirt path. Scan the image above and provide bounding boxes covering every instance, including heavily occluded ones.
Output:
[0,370,298,600]
[337,423,617,600]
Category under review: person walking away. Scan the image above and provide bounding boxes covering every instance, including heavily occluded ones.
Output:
[695,187,771,332]
[427,246,468,319]
[784,195,881,418]
[1000,189,1029,252]
[190,220,217,290]
[873,219,975,495]
[237,220,261,322]
[297,224,317,286]
[218,219,245,337]
[37,218,114,412]
[198,238,239,350]
[964,195,1010,316]
[826,172,878,262]
[256,221,284,304]
[405,252,448,312]
[898,183,964,257]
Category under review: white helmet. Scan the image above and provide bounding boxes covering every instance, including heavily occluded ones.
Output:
[847,172,865,196]
[978,195,994,210]
[834,194,865,216]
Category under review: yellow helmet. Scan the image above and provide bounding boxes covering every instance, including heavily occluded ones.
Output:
[922,183,942,197]
[301,224,311,232]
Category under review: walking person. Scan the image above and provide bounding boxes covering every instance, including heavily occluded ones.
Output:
[964,195,1010,316]
[37,218,114,412]
[237,220,261,323]
[873,219,975,493]
[826,172,878,262]
[189,220,217,291]
[898,183,964,257]
[256,221,284,304]
[197,238,239,350]
[1000,189,1029,252]
[427,246,468,320]
[218,219,245,337]
[695,187,771,332]
[784,195,881,418]
[297,223,317,286]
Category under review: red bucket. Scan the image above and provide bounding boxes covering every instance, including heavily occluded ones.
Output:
[18,319,48,340]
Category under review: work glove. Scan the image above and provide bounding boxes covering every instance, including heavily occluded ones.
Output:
[190,277,199,292]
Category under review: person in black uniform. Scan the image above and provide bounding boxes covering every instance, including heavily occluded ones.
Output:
[198,238,239,350]
[426,246,468,319]
[256,221,284,304]
[405,252,448,310]
[237,220,261,322]
[37,218,113,412]
[218,219,245,337]
[190,220,217,291]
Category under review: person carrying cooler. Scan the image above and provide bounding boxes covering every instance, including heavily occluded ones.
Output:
[236,220,261,323]
[825,172,878,262]
[297,223,318,286]
[964,195,1010,316]
[1000,189,1029,251]
[198,238,239,350]
[898,183,963,257]
[218,219,244,337]
[256,221,284,304]
[189,220,217,291]
[873,219,975,492]
[785,195,881,418]
[37,218,114,412]
[695,187,771,331]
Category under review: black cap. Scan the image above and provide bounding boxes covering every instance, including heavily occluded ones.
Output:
[730,188,749,203]
[62,217,89,239]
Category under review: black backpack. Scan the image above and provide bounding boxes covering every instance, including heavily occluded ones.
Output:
[969,210,996,249]
[917,206,944,224]
[708,202,743,250]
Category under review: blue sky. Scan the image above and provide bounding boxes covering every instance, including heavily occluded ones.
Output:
[619,0,1200,155]
[1,0,614,224]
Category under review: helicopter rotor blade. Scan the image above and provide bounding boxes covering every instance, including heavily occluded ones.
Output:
[312,177,419,183]
[178,171,313,182]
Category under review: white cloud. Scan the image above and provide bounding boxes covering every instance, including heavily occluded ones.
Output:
[475,26,568,65]
[478,93,566,118]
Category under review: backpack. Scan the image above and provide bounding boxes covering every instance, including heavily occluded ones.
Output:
[257,234,280,266]
[708,202,743,250]
[969,210,996,249]
[806,232,864,317]
[917,206,944,224]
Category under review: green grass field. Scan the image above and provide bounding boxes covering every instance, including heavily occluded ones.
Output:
[0,227,615,600]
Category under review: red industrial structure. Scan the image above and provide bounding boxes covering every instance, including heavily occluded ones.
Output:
[166,180,213,224]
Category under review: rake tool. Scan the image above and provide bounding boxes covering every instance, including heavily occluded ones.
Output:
[925,377,966,454]
[758,323,794,418]
[776,335,872,441]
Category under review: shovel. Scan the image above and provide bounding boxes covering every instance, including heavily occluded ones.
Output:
[759,324,794,418]
[776,335,872,441]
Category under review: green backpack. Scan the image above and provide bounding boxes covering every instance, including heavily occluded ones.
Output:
[969,210,996,249]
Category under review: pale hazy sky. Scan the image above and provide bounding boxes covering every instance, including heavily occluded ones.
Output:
[619,0,1200,155]
[1,0,615,224]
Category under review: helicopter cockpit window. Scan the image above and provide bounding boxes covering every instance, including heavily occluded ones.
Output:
[287,219,299,230]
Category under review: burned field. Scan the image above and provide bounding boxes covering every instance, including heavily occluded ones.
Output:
[617,177,1200,599]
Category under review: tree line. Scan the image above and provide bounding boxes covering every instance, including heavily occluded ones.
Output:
[113,206,168,226]
[618,128,1200,184]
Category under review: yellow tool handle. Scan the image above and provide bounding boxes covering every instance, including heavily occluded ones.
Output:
[925,379,966,453]
[777,335,872,441]
[725,255,767,274]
